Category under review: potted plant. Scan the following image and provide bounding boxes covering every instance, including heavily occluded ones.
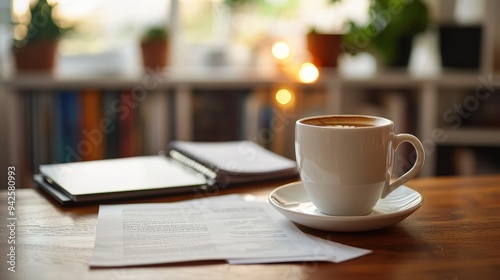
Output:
[306,27,343,68]
[437,1,483,70]
[12,0,70,71]
[140,26,169,70]
[304,0,347,69]
[342,0,429,68]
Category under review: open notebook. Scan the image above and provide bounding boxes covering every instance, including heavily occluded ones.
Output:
[35,141,298,205]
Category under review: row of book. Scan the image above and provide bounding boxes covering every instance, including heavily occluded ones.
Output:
[13,88,254,187]
[15,89,171,180]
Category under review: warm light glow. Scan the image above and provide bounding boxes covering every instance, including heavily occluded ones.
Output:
[275,88,293,105]
[299,62,319,83]
[53,0,100,21]
[12,0,100,22]
[12,0,30,18]
[12,25,28,41]
[271,41,290,60]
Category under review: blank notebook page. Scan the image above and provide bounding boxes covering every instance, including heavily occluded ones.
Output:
[40,156,207,196]
[171,141,296,174]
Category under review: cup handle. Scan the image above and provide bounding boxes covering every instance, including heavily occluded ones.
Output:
[381,133,425,198]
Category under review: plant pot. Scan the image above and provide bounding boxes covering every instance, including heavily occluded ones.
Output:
[388,35,413,68]
[439,25,482,69]
[306,33,342,68]
[370,34,414,69]
[14,41,58,71]
[140,40,168,70]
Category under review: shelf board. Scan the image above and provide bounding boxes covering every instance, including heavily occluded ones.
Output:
[4,67,497,90]
[1,67,294,90]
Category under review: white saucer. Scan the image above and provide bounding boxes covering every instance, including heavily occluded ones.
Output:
[269,181,423,232]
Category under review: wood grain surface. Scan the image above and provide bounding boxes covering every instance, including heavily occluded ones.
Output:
[1,175,500,279]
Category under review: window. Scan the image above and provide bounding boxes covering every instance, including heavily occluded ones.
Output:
[8,0,369,74]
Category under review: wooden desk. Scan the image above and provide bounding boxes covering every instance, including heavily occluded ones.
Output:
[2,175,500,279]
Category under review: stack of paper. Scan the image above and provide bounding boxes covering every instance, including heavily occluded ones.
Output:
[90,195,371,267]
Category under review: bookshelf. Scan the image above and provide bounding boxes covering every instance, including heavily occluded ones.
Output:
[1,68,290,187]
[340,71,499,177]
[279,70,500,178]
[2,0,499,188]
[2,68,500,188]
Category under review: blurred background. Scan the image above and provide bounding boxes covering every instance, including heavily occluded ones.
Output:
[1,0,499,187]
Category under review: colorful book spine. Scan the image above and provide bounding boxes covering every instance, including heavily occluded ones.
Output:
[119,90,137,157]
[141,90,169,155]
[102,90,121,159]
[80,89,104,161]
[54,90,80,163]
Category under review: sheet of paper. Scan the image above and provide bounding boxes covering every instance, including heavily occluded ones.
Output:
[228,234,371,264]
[90,195,370,267]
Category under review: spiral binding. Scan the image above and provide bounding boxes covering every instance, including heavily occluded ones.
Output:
[169,149,218,181]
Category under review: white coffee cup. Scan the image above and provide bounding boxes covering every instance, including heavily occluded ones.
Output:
[295,115,425,216]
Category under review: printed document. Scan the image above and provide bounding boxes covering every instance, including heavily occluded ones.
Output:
[90,195,370,267]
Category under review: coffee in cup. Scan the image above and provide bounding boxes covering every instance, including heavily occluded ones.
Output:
[295,115,425,216]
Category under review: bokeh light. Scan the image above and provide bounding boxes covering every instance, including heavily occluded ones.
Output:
[12,0,30,19]
[298,62,319,83]
[275,88,293,105]
[271,41,290,60]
